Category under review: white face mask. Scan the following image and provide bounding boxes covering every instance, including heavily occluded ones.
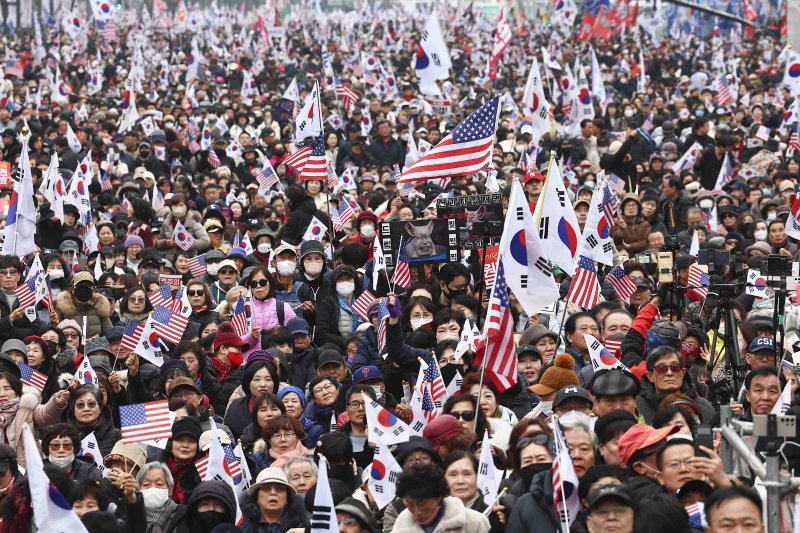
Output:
[767,212,777,221]
[754,229,768,241]
[276,260,296,277]
[336,281,355,298]
[207,263,221,276]
[171,205,187,218]
[49,269,64,280]
[624,109,634,118]
[410,317,432,331]
[141,487,170,509]
[584,181,595,189]
[48,454,74,470]
[257,243,272,254]
[360,224,376,238]
[699,199,714,209]
[400,133,410,141]
[304,261,323,277]
[370,385,383,400]
[436,332,460,343]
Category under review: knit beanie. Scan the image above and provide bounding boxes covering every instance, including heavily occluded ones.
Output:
[213,322,249,351]
[278,386,307,409]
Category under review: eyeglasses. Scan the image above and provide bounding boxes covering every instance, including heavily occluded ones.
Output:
[653,363,683,375]
[314,383,336,395]
[338,517,359,526]
[450,410,476,421]
[65,332,80,339]
[751,352,775,360]
[129,297,145,303]
[249,279,270,289]
[347,400,365,409]
[270,432,296,441]
[49,442,74,451]
[663,458,697,471]
[592,505,632,517]
[0,269,18,277]
[75,401,98,410]
[188,290,205,297]
[219,269,237,275]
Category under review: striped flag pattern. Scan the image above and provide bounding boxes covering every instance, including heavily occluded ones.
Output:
[391,237,411,289]
[552,420,580,529]
[18,362,47,392]
[151,305,189,344]
[789,125,800,158]
[335,80,358,113]
[606,264,637,300]
[187,254,207,278]
[687,263,710,300]
[601,182,620,226]
[716,75,734,107]
[376,299,390,353]
[351,291,377,322]
[474,260,517,392]
[282,145,312,172]
[195,444,243,483]
[207,149,221,169]
[398,96,499,183]
[148,285,173,310]
[120,400,172,443]
[298,134,328,181]
[607,172,626,195]
[566,256,601,309]
[15,276,37,309]
[230,294,251,338]
[254,160,280,190]
[120,320,144,352]
[423,355,447,402]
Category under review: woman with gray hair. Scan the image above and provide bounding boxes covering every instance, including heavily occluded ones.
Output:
[136,461,181,532]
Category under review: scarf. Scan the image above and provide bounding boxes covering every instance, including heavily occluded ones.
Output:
[211,356,233,383]
[0,399,20,445]
[268,442,309,469]
[166,455,190,504]
[145,499,177,533]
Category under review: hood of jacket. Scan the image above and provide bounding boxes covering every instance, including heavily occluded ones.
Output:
[186,479,237,519]
[331,264,359,286]
[163,209,203,230]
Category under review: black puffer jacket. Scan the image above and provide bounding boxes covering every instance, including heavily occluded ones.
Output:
[240,492,310,532]
[506,469,559,533]
[314,265,361,349]
[207,365,244,417]
[165,480,237,533]
[280,189,330,245]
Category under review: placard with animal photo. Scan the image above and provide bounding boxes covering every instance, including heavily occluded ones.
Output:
[436,193,503,249]
[379,218,459,267]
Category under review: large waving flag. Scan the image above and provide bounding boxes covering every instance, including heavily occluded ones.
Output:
[566,256,601,309]
[117,71,140,133]
[533,157,581,275]
[364,396,410,446]
[368,443,404,510]
[398,96,498,183]
[673,142,702,174]
[415,12,452,95]
[577,182,614,266]
[2,132,36,258]
[39,153,65,223]
[488,8,511,80]
[23,423,89,533]
[522,57,551,145]
[498,179,559,317]
[295,79,322,142]
[475,259,518,391]
[552,419,581,531]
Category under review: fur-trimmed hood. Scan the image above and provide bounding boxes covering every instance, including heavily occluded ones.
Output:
[55,290,113,318]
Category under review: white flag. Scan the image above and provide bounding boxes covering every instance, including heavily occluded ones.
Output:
[445,370,463,398]
[746,270,768,299]
[303,216,327,242]
[117,71,140,133]
[689,230,699,256]
[80,432,105,472]
[771,381,792,415]
[577,182,614,266]
[2,133,37,258]
[75,354,98,384]
[477,430,503,506]
[533,158,581,275]
[372,238,386,290]
[673,142,702,174]
[66,124,82,153]
[585,334,626,371]
[135,316,165,367]
[172,220,196,251]
[522,57,550,145]
[575,61,595,121]
[590,46,607,106]
[23,423,89,533]
[311,456,338,533]
[415,12,451,95]
[203,420,244,525]
[498,180,559,317]
[39,153,65,223]
[364,397,410,446]
[295,79,322,141]
[367,443,404,510]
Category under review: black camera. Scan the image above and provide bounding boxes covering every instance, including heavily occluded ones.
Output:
[661,234,683,253]
[761,254,791,277]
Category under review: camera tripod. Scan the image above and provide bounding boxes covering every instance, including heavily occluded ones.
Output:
[706,286,746,405]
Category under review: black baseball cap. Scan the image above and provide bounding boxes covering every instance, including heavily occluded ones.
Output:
[553,386,592,410]
[587,485,633,512]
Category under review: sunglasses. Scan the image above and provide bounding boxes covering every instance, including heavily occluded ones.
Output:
[188,290,205,297]
[0,269,18,277]
[249,279,270,289]
[219,269,237,275]
[517,433,550,449]
[653,363,683,375]
[450,410,476,421]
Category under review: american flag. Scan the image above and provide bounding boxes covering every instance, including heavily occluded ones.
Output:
[151,305,189,344]
[335,80,358,114]
[789,125,800,158]
[231,294,251,338]
[607,173,626,195]
[120,320,144,352]
[421,382,438,422]
[195,444,243,484]
[120,401,172,443]
[391,237,411,289]
[474,260,517,392]
[282,145,312,172]
[338,199,357,227]
[351,291,377,322]
[254,161,279,190]
[603,336,623,356]
[685,502,705,529]
[99,170,113,191]
[552,420,580,529]
[187,254,207,278]
[98,20,118,42]
[14,276,37,309]
[187,134,201,154]
[423,355,447,402]
[298,134,328,181]
[326,160,338,190]
[606,264,637,300]
[716,75,734,107]
[3,60,22,78]
[17,362,47,392]
[601,183,620,226]
[376,299,390,352]
[331,207,344,232]
[567,256,601,309]
[687,263,710,300]
[207,149,221,169]
[148,285,173,310]
[398,96,499,183]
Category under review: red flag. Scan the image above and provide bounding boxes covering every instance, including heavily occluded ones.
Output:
[627,0,639,27]
[592,7,612,42]
[488,8,512,80]
[577,11,596,41]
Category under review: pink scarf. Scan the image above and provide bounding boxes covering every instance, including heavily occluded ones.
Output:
[0,399,20,445]
[268,442,309,469]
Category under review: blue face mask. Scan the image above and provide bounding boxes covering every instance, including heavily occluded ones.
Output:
[696,109,705,117]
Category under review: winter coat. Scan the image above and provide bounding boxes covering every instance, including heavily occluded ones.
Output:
[0,389,65,467]
[286,347,316,389]
[240,493,310,532]
[55,291,113,339]
[222,395,251,441]
[336,421,374,469]
[280,196,330,245]
[393,496,490,533]
[0,290,41,345]
[660,191,695,234]
[68,408,122,456]
[242,297,296,356]
[636,372,716,425]
[352,327,380,372]
[505,470,559,533]
[314,265,361,349]
[611,195,652,253]
[62,456,103,483]
[207,364,244,417]
[164,479,237,533]
[156,210,211,253]
[296,270,331,331]
[600,135,638,192]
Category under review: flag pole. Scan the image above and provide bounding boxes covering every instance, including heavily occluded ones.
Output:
[553,414,570,533]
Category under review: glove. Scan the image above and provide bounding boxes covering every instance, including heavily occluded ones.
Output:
[387,296,402,318]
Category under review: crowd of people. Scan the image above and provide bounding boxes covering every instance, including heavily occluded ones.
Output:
[0,1,795,532]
